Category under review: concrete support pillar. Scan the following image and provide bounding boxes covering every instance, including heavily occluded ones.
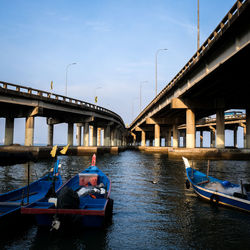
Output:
[4,117,14,145]
[173,124,178,147]
[47,124,54,146]
[234,126,238,148]
[154,124,160,147]
[97,128,101,146]
[183,131,186,147]
[117,130,121,146]
[104,126,111,146]
[111,129,115,146]
[83,123,89,146]
[200,130,203,148]
[243,125,246,148]
[92,126,97,146]
[76,125,82,146]
[141,130,146,146]
[67,123,74,146]
[167,127,172,146]
[216,109,225,148]
[246,109,250,148]
[25,116,35,146]
[186,109,195,148]
[210,127,216,148]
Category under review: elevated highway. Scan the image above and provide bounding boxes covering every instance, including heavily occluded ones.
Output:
[129,0,250,150]
[0,81,126,147]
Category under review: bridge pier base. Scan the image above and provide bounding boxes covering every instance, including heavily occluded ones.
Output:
[4,117,14,145]
[25,116,34,146]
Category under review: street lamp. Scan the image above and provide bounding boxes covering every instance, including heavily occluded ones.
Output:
[131,98,139,122]
[140,81,148,112]
[155,48,167,96]
[65,62,77,96]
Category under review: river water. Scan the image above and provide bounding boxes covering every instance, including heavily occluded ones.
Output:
[0,150,250,249]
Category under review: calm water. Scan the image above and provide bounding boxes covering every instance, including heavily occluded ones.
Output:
[0,150,250,249]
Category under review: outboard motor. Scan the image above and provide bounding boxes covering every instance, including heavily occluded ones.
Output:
[51,186,81,231]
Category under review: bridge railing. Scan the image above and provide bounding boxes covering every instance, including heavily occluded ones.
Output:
[0,80,125,127]
[130,0,247,129]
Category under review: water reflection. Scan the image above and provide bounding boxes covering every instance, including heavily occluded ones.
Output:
[0,151,250,249]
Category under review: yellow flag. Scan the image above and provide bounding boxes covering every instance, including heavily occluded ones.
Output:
[50,81,53,90]
[50,145,57,157]
[95,96,98,103]
[60,144,69,155]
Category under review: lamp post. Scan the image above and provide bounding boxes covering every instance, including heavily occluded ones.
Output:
[140,81,148,112]
[197,0,200,50]
[131,98,139,123]
[155,48,167,96]
[65,62,77,96]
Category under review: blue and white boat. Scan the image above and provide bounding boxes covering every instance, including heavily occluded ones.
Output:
[183,157,250,212]
[21,154,113,229]
[0,160,62,227]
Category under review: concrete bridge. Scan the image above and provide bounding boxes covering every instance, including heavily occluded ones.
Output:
[129,0,250,154]
[0,81,127,148]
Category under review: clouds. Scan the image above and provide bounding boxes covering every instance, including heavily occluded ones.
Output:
[85,21,111,32]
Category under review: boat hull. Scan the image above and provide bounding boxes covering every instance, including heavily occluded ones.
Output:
[183,157,250,212]
[0,161,62,226]
[191,183,250,212]
[22,165,113,229]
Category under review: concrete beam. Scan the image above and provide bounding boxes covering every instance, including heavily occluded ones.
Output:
[146,117,178,125]
[171,98,188,109]
[30,107,43,117]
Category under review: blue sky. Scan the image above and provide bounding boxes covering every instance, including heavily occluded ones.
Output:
[0,0,237,145]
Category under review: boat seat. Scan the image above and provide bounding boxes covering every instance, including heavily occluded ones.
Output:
[197,179,210,185]
[0,202,21,206]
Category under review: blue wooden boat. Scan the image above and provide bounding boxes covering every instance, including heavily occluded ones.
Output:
[0,160,62,227]
[22,154,113,229]
[183,157,250,212]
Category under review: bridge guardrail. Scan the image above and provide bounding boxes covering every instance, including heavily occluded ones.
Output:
[0,81,125,127]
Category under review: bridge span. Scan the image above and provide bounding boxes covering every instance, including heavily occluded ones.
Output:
[0,81,127,148]
[129,0,250,154]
